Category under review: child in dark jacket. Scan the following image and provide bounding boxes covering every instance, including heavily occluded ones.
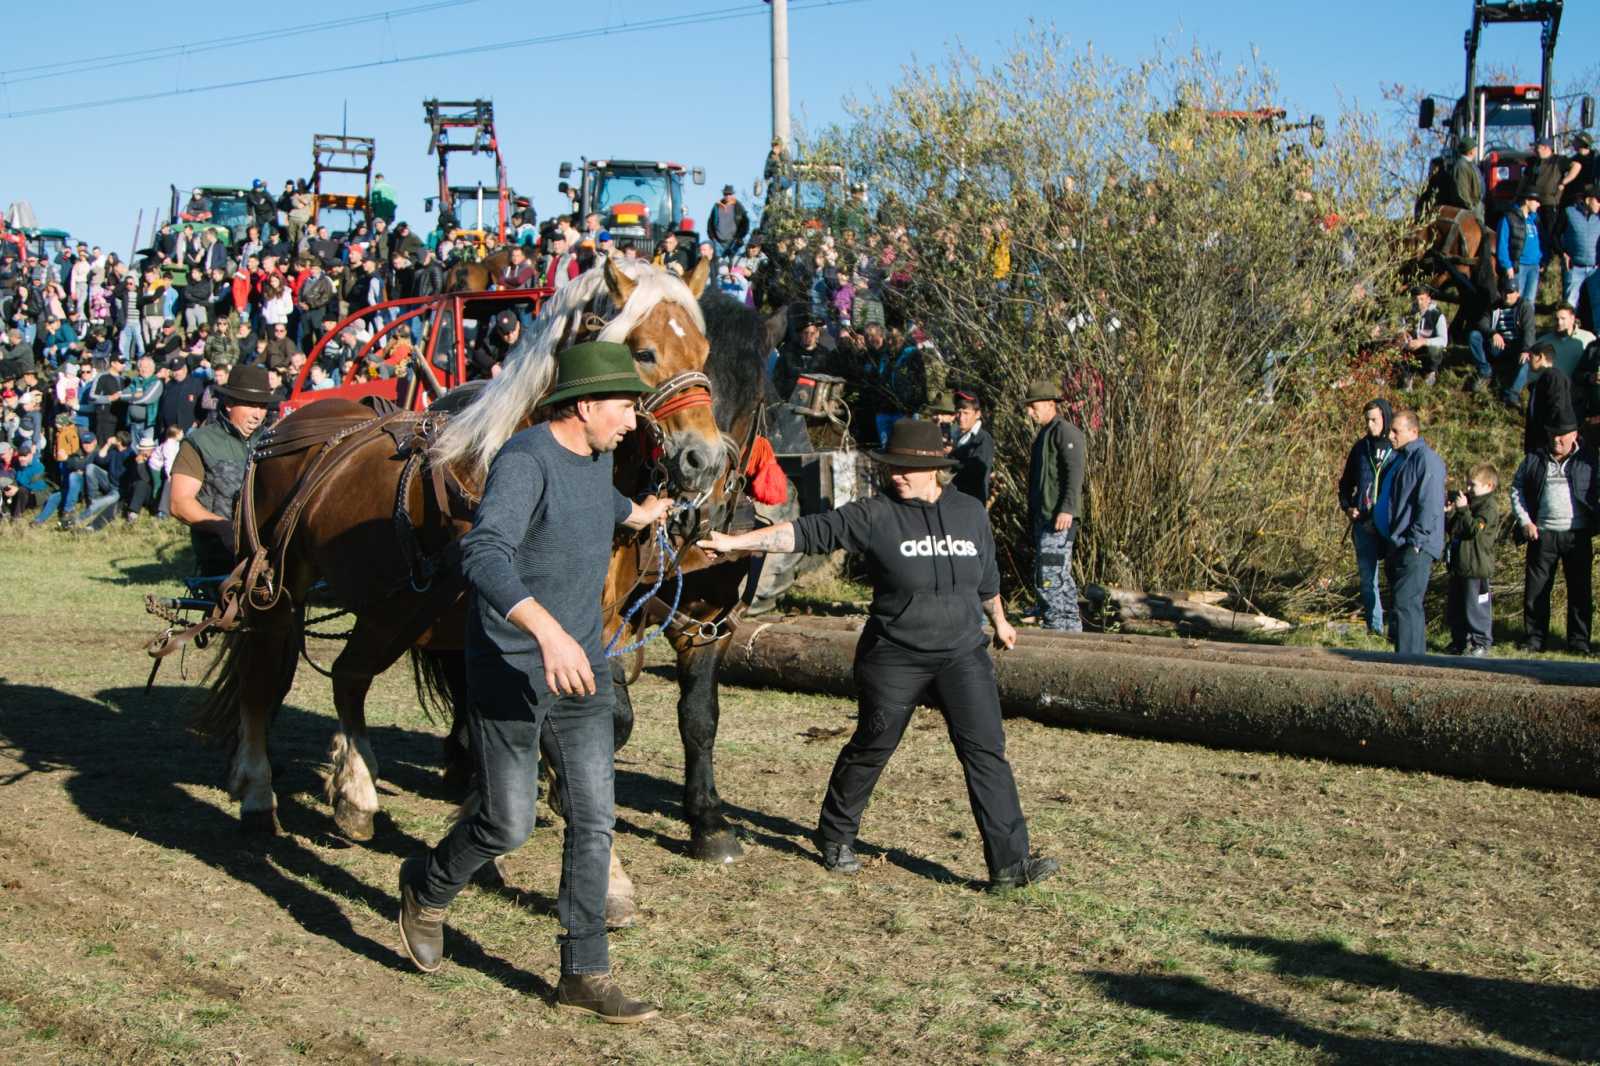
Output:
[1444,463,1505,655]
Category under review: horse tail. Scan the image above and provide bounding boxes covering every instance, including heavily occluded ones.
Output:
[409,647,460,728]
[410,647,473,792]
[190,631,245,748]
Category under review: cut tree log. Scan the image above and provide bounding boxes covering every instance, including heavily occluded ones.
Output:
[1082,584,1291,635]
[778,614,1600,688]
[721,621,1600,794]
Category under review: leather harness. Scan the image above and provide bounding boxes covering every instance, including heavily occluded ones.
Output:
[146,368,762,662]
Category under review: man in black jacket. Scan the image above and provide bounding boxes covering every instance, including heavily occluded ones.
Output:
[413,249,444,300]
[1469,277,1535,401]
[470,311,521,380]
[247,180,277,237]
[706,186,750,260]
[949,389,995,505]
[296,260,336,349]
[1522,341,1577,455]
[1025,379,1087,631]
[1510,419,1596,653]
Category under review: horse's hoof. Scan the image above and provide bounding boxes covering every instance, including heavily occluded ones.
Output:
[605,894,639,930]
[689,829,745,864]
[240,809,280,836]
[333,802,375,843]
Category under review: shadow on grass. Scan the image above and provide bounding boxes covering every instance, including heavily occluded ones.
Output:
[1085,932,1600,1065]
[613,765,970,886]
[1209,933,1600,1063]
[0,678,555,1003]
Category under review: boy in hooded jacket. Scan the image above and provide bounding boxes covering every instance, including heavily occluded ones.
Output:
[1337,398,1394,635]
[1444,463,1505,655]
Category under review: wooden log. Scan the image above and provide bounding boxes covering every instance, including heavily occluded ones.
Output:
[773,614,1600,690]
[1083,584,1291,635]
[721,622,1600,794]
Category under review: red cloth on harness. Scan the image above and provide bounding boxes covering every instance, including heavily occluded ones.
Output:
[743,434,788,505]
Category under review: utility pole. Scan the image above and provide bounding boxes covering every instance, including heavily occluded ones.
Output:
[770,0,790,152]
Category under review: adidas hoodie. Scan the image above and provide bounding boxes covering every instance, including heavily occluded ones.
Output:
[792,486,1001,655]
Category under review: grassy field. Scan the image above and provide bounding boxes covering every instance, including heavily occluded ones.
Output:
[0,520,1597,1065]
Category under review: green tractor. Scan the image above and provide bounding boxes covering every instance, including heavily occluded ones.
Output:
[169,184,254,245]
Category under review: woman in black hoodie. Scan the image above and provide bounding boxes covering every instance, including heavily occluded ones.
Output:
[700,418,1058,891]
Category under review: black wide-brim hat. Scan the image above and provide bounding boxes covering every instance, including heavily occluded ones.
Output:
[868,418,957,469]
[216,364,279,406]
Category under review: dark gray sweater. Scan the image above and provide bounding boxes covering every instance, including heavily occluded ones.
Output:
[461,424,632,669]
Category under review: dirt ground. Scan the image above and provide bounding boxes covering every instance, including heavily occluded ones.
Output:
[1,523,1598,1065]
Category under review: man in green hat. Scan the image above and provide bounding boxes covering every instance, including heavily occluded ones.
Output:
[1446,136,1485,222]
[399,341,672,1023]
[1023,378,1086,631]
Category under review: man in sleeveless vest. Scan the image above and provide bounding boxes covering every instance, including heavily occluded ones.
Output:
[168,364,274,576]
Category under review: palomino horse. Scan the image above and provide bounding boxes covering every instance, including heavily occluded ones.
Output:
[444,247,514,293]
[410,290,779,865]
[193,257,728,887]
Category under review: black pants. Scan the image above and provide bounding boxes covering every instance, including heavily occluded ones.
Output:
[818,637,1029,877]
[1446,574,1493,651]
[1523,529,1594,649]
[1384,545,1435,656]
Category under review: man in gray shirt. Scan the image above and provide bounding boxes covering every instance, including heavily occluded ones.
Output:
[397,341,671,1022]
[1510,418,1597,653]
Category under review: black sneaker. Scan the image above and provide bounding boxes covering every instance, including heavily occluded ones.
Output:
[989,853,1061,892]
[818,839,863,875]
[1517,640,1544,654]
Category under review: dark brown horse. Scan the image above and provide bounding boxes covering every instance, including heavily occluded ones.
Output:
[444,247,513,292]
[192,257,730,916]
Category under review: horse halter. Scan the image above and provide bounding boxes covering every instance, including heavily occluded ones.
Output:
[637,371,713,424]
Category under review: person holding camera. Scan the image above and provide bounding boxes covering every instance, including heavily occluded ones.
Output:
[1443,464,1505,656]
[698,418,1059,891]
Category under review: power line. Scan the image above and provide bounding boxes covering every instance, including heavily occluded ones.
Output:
[2,0,866,121]
[0,1,480,86]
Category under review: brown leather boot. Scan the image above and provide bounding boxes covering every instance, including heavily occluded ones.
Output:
[397,856,445,973]
[556,972,660,1024]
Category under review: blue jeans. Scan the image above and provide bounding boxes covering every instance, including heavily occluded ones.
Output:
[1510,263,1539,307]
[1563,264,1595,312]
[419,654,617,976]
[33,472,84,524]
[119,321,145,359]
[1385,544,1435,657]
[1465,330,1496,380]
[1351,521,1386,635]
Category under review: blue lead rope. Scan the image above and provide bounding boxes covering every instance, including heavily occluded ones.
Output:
[604,519,686,659]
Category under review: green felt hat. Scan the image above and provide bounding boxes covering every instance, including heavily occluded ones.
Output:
[926,390,956,415]
[1022,378,1061,403]
[542,341,651,407]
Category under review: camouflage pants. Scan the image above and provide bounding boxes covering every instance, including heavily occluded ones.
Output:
[1034,524,1082,632]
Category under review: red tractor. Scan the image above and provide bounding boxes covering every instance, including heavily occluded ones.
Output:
[1419,0,1594,220]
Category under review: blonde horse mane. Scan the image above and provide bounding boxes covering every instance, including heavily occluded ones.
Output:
[429,258,707,488]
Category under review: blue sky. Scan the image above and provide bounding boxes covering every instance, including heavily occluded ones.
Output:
[4,0,1597,250]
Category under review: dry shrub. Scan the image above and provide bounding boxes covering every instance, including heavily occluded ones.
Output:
[778,28,1417,613]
